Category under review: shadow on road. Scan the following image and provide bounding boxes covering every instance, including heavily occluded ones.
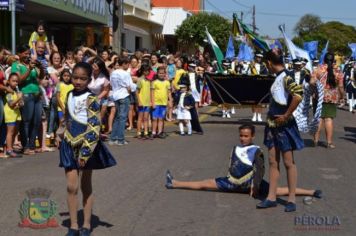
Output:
[341,127,356,144]
[60,210,114,230]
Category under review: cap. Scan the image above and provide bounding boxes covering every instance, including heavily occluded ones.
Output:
[255,53,263,58]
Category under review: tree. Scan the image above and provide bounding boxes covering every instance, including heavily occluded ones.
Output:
[175,12,231,51]
[294,14,322,36]
[293,15,356,56]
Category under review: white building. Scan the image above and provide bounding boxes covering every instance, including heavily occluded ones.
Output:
[122,0,163,52]
[151,7,192,53]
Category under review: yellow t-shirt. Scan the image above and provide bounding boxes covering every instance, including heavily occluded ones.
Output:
[28,31,48,49]
[4,92,22,123]
[173,69,186,90]
[137,77,152,107]
[57,82,74,111]
[152,79,171,106]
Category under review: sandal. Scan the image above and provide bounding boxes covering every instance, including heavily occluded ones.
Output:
[23,149,35,155]
[6,150,22,158]
[0,153,8,159]
[42,147,55,152]
[327,143,336,149]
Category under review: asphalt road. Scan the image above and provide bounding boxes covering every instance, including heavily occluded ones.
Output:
[0,106,355,236]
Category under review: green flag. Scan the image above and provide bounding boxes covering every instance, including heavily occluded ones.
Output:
[206,27,224,73]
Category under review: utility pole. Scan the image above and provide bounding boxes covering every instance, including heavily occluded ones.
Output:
[10,0,16,54]
[112,0,122,53]
[200,0,205,11]
[252,5,256,33]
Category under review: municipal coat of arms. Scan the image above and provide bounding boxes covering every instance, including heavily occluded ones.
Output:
[19,188,59,229]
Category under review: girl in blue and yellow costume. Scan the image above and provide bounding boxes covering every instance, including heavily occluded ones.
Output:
[58,62,116,236]
[256,48,303,213]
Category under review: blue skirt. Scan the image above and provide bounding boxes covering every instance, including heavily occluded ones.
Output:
[264,119,304,152]
[59,140,117,170]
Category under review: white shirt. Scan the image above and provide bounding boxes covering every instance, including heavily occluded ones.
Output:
[88,73,109,96]
[110,69,134,101]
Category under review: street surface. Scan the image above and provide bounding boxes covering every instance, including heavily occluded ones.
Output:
[0,106,355,236]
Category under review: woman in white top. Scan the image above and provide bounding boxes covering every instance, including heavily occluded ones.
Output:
[88,58,110,121]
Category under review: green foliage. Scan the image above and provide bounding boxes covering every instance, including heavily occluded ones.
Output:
[294,14,322,36]
[293,14,356,55]
[175,12,231,51]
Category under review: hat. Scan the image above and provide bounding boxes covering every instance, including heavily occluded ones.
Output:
[188,62,197,68]
[292,59,302,65]
[178,73,190,88]
[255,53,263,58]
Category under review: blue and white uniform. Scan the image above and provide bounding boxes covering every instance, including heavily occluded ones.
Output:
[264,70,304,152]
[215,145,264,192]
[59,89,117,170]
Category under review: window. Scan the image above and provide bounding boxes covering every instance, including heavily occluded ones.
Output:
[135,36,142,51]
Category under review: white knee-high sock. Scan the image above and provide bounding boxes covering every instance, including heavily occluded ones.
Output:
[179,122,184,134]
[187,121,192,134]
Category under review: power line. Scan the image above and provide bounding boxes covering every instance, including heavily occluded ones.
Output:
[231,0,252,9]
[257,11,356,21]
[205,0,231,18]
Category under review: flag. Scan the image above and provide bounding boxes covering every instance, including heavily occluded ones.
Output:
[237,19,270,52]
[232,13,245,41]
[237,43,254,62]
[348,43,356,58]
[303,41,318,59]
[319,40,329,64]
[266,39,283,50]
[225,35,235,59]
[279,25,312,71]
[206,27,224,72]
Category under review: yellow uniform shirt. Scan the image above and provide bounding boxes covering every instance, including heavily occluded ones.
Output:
[152,79,171,106]
[28,31,48,49]
[57,82,74,111]
[4,92,22,123]
[172,69,186,90]
[137,77,152,107]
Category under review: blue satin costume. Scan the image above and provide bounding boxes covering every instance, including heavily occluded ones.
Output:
[264,70,304,152]
[59,89,117,170]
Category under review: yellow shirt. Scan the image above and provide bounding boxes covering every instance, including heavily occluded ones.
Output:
[152,79,171,106]
[4,92,22,123]
[173,69,186,90]
[57,82,74,111]
[28,31,48,49]
[137,77,152,107]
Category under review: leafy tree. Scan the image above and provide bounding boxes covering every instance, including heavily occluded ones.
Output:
[175,12,231,51]
[293,15,356,55]
[294,14,322,36]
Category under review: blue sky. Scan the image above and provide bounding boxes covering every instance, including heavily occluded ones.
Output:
[205,0,356,38]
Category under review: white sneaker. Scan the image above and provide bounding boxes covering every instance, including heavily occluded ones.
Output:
[257,114,262,122]
[222,110,226,118]
[252,113,257,122]
[226,113,231,118]
[231,107,236,114]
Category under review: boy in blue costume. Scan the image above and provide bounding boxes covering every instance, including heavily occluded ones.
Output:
[165,124,321,199]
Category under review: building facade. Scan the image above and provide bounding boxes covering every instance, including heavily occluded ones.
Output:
[151,0,203,13]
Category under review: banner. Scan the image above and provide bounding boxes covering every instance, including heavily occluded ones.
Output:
[319,41,329,64]
[348,43,356,58]
[225,35,235,59]
[303,41,318,59]
[206,27,224,73]
[237,43,254,62]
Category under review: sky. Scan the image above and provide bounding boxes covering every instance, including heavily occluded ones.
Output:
[204,0,356,38]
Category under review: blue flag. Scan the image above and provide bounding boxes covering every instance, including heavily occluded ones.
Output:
[303,41,318,59]
[319,41,329,64]
[349,43,356,59]
[237,43,254,62]
[225,35,235,59]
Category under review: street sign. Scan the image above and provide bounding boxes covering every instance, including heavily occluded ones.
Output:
[0,0,24,11]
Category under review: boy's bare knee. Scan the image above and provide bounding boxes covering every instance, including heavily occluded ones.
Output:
[67,183,78,195]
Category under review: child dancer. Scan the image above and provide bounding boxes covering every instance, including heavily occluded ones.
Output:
[4,73,23,158]
[151,66,172,138]
[58,62,116,236]
[175,74,195,136]
[136,64,152,139]
[56,69,73,125]
[165,124,322,200]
